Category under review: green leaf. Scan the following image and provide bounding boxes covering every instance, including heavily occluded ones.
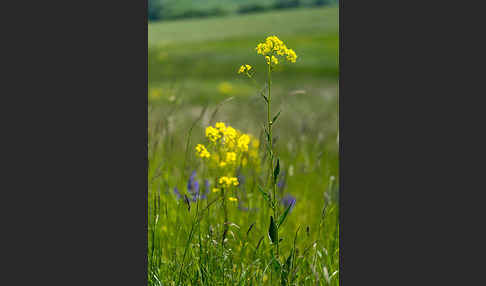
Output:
[277,201,293,229]
[273,158,280,184]
[272,111,281,125]
[257,185,271,205]
[268,216,277,244]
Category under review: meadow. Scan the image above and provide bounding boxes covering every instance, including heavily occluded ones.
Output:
[148,7,339,285]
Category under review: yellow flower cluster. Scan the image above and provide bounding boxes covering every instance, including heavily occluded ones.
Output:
[237,134,250,152]
[238,64,252,74]
[228,197,238,202]
[195,144,210,158]
[205,126,221,143]
[219,176,239,188]
[256,35,297,64]
[196,122,261,184]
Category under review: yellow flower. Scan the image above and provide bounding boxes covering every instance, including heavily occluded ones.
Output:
[271,55,278,65]
[223,126,238,143]
[255,35,297,64]
[195,144,210,158]
[226,152,237,163]
[212,188,220,193]
[237,134,250,152]
[205,126,221,142]
[219,161,227,167]
[238,64,252,74]
[286,48,297,63]
[219,176,239,188]
[228,197,238,202]
[215,122,226,132]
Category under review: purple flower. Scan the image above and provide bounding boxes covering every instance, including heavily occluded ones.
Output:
[281,194,296,212]
[173,187,181,200]
[187,171,210,202]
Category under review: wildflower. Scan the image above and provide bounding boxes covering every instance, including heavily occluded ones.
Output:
[255,35,298,64]
[281,194,296,212]
[226,152,237,163]
[219,161,227,167]
[238,64,252,74]
[215,122,226,132]
[286,48,297,63]
[218,176,239,188]
[173,187,181,200]
[195,144,210,158]
[228,197,238,202]
[187,171,204,202]
[205,126,221,142]
[237,134,250,151]
[223,126,238,142]
[212,188,220,193]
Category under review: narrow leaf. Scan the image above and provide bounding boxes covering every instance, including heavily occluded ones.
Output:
[257,185,271,205]
[277,201,293,228]
[268,216,277,244]
[247,222,255,236]
[184,194,190,211]
[272,111,281,125]
[273,158,280,184]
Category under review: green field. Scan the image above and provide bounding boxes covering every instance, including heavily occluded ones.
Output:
[148,7,339,285]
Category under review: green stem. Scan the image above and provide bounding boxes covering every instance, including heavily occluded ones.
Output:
[267,60,279,258]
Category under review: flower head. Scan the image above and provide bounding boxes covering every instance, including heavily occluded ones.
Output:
[205,126,221,142]
[228,197,238,202]
[255,35,297,65]
[238,64,252,74]
[195,144,210,158]
[219,176,239,188]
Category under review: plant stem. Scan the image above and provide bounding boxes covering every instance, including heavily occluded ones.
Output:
[267,60,279,258]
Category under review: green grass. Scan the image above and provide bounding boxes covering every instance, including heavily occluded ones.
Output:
[149,7,338,105]
[148,6,339,285]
